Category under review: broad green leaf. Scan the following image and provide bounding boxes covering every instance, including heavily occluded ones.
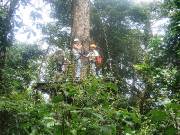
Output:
[149,110,168,122]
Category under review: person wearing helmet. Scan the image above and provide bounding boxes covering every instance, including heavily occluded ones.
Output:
[87,43,100,76]
[72,38,83,80]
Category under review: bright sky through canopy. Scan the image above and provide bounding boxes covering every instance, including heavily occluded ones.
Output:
[15,0,167,45]
[15,0,53,45]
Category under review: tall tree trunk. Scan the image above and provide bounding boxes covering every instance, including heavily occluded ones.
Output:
[71,0,90,79]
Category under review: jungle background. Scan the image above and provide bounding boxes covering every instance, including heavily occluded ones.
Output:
[0,0,179,134]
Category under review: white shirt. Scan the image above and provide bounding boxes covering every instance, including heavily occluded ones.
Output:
[87,50,99,57]
[87,50,100,61]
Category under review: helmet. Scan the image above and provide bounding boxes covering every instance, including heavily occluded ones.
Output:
[90,44,96,48]
[73,38,80,42]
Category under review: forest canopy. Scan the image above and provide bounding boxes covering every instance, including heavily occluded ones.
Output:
[0,0,179,134]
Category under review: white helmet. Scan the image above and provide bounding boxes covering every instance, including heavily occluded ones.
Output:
[74,38,80,42]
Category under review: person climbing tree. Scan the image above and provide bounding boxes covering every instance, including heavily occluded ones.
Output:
[72,38,83,80]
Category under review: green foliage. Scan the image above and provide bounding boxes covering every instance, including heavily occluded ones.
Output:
[1,77,178,134]
[163,0,179,99]
[0,90,56,135]
[48,0,72,27]
[89,0,147,96]
[0,0,179,135]
[133,0,179,118]
[0,78,139,135]
[1,43,43,94]
[42,22,71,48]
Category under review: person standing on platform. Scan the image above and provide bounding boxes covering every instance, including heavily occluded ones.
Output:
[72,38,83,80]
[87,43,102,76]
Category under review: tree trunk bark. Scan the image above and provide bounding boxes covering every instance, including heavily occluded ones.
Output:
[71,0,90,79]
